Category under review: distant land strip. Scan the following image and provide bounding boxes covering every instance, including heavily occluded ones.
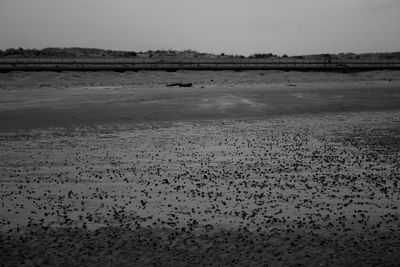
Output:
[1,57,400,72]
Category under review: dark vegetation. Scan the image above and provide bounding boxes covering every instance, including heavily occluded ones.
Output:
[1,47,400,59]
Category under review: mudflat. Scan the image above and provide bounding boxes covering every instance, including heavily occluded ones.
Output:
[1,70,400,130]
[1,70,400,266]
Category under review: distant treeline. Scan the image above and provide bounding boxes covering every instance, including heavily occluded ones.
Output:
[1,47,400,59]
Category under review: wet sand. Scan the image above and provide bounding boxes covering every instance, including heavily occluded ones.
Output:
[1,70,400,266]
[1,70,400,130]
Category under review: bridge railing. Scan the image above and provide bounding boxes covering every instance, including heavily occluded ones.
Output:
[0,57,400,70]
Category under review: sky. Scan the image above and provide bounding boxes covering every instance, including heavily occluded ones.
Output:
[0,0,399,56]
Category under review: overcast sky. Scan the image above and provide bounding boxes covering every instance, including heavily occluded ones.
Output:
[0,0,399,55]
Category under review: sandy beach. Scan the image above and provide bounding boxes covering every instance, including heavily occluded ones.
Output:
[1,70,400,266]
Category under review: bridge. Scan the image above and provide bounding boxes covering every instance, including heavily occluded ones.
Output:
[1,57,400,72]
